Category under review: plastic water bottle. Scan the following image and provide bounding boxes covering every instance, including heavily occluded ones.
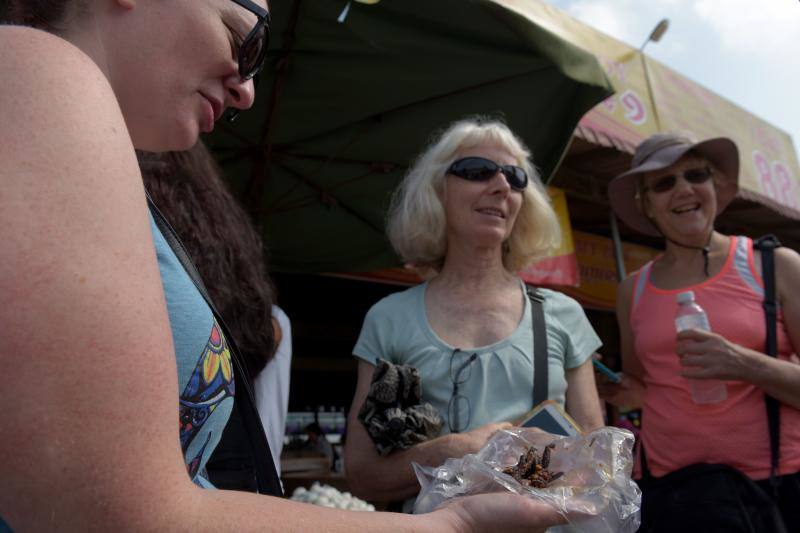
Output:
[675,291,727,404]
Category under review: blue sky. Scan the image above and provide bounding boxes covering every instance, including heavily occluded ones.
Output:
[545,0,800,159]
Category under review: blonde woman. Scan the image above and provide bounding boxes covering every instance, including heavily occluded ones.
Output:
[345,118,604,505]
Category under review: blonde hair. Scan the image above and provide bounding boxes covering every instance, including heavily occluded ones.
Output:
[387,117,561,273]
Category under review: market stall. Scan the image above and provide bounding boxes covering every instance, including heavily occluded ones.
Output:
[205,0,612,273]
[204,0,800,501]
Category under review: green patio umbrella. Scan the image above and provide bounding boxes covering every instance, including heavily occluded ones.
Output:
[206,0,612,273]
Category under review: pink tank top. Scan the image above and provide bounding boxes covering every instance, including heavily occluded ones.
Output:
[630,235,800,480]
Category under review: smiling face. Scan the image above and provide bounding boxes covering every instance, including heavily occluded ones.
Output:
[640,154,718,243]
[101,0,267,151]
[442,143,524,250]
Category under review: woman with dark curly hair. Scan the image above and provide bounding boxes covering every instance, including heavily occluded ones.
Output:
[138,144,278,379]
[0,0,567,530]
[138,142,293,487]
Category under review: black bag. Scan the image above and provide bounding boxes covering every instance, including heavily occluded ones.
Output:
[639,462,787,533]
[638,235,787,532]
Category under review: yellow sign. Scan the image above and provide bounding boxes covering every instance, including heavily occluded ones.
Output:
[548,186,575,257]
[520,187,579,286]
[559,231,659,310]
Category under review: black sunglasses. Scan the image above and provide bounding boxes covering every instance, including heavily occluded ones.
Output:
[448,349,477,434]
[229,0,271,81]
[447,157,528,191]
[643,166,713,194]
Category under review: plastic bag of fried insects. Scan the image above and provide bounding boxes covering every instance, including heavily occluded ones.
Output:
[412,426,641,532]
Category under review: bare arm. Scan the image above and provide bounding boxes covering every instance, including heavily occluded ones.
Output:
[616,276,645,380]
[1,28,194,530]
[564,357,604,431]
[0,28,566,533]
[344,360,510,501]
[595,276,645,410]
[678,247,800,409]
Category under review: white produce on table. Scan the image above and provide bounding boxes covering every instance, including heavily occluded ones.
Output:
[290,482,375,511]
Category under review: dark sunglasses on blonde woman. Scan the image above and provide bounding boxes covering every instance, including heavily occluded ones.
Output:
[447,157,529,191]
[643,166,713,194]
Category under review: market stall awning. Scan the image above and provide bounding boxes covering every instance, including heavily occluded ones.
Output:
[646,59,800,220]
[205,0,612,273]
[503,0,800,222]
[495,0,658,153]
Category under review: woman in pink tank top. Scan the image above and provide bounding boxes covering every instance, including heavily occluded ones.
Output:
[605,133,800,532]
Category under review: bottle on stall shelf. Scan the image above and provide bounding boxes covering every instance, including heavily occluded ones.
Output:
[674,290,727,404]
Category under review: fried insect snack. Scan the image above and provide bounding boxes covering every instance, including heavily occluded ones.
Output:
[501,443,564,488]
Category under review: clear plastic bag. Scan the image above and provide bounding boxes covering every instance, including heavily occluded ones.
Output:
[412,427,641,532]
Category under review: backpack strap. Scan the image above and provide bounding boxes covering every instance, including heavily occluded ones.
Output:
[527,287,549,407]
[754,234,781,493]
[147,194,283,496]
[631,260,654,313]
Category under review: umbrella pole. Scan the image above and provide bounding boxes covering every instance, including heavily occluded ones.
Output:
[246,0,305,215]
[610,210,626,282]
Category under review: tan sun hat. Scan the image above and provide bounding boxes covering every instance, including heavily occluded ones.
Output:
[608,133,740,236]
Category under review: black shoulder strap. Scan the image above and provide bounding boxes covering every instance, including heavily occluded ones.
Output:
[147,195,283,496]
[754,234,781,491]
[527,287,549,407]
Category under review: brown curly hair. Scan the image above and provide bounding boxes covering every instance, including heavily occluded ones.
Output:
[138,142,277,378]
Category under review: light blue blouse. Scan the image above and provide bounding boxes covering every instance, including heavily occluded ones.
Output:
[353,281,601,434]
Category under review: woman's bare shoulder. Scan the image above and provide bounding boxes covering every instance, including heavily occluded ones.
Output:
[0,24,100,71]
[613,273,636,317]
[0,25,121,130]
[1,25,136,190]
[618,273,636,297]
[0,28,193,533]
[1,24,90,50]
[774,246,800,298]
[0,28,150,324]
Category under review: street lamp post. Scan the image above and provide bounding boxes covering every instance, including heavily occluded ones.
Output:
[640,18,670,51]
[638,18,669,132]
[610,19,671,283]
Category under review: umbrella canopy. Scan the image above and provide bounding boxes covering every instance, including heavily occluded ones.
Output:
[206,0,612,273]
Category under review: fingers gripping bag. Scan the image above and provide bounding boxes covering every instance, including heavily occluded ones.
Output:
[412,427,641,532]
